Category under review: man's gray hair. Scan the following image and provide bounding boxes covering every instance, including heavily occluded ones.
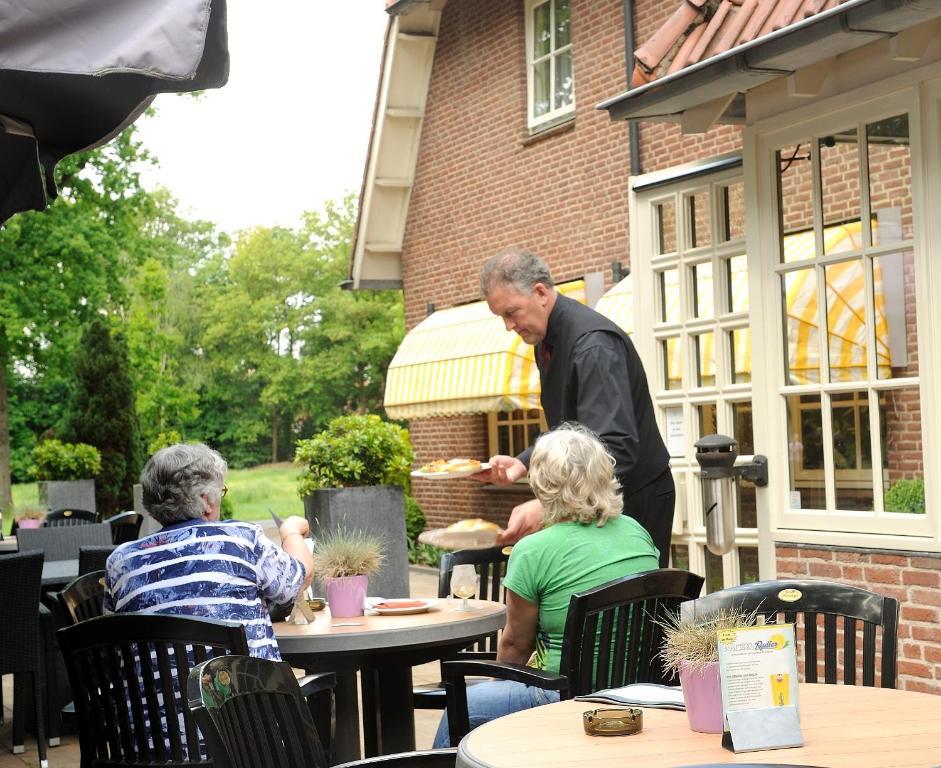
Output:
[528,423,622,527]
[140,443,228,526]
[480,248,555,297]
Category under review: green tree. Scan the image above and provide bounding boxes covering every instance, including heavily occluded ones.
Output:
[62,319,142,516]
[0,126,155,510]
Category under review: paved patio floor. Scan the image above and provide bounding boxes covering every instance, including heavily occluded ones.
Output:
[0,565,446,767]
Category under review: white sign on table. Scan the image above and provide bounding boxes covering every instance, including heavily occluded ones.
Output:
[717,623,803,753]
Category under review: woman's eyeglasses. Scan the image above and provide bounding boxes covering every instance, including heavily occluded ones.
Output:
[220,484,228,498]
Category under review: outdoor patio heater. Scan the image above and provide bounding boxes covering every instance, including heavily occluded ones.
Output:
[694,434,768,556]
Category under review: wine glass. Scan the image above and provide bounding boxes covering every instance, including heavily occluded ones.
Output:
[450,564,478,612]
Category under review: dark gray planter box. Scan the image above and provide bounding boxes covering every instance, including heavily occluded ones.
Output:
[37,479,96,513]
[133,483,161,537]
[304,486,410,599]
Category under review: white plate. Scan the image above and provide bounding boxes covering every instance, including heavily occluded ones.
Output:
[372,599,437,616]
[411,462,490,479]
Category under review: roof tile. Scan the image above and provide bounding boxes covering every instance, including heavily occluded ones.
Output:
[635,0,852,84]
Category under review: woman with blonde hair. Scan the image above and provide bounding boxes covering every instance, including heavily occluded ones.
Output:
[434,423,660,746]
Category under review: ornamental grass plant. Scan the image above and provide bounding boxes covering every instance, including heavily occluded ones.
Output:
[658,606,757,675]
[311,528,385,580]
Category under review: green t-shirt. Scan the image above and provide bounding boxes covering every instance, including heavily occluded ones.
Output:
[502,515,660,675]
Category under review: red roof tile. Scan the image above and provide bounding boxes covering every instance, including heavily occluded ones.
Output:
[633,0,853,83]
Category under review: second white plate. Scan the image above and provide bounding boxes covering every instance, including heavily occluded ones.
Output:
[372,599,437,615]
[411,462,490,479]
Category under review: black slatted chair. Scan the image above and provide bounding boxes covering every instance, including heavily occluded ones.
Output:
[43,508,100,527]
[58,571,106,626]
[189,656,445,768]
[413,546,511,710]
[682,579,900,688]
[58,613,250,767]
[0,550,49,767]
[108,511,143,545]
[188,655,331,768]
[443,568,704,744]
[78,544,117,575]
[334,750,457,767]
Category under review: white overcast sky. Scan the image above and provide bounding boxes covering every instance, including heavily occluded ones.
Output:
[135,2,389,234]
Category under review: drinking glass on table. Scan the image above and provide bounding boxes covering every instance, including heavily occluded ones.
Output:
[450,564,478,612]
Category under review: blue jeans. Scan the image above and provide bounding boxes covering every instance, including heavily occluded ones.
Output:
[433,680,561,748]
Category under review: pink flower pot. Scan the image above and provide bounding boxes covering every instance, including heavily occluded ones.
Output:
[325,575,368,618]
[16,519,41,529]
[678,660,724,733]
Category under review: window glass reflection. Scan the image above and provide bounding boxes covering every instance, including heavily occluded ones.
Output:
[777,141,814,263]
[783,269,820,385]
[693,262,714,319]
[867,114,911,245]
[819,129,861,256]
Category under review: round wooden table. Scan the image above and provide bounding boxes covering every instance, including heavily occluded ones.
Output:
[276,599,505,763]
[456,684,941,768]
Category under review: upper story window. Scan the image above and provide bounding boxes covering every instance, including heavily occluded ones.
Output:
[525,0,574,131]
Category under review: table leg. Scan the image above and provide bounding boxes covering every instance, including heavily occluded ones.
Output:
[329,670,361,765]
[360,663,416,757]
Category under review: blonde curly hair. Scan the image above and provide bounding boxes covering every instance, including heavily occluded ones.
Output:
[528,423,622,527]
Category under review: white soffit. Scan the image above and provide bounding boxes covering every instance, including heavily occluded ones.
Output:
[350,3,444,290]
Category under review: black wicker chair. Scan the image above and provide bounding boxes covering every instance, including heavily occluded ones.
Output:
[58,613,251,767]
[0,550,49,766]
[108,511,143,545]
[17,522,112,561]
[682,579,900,688]
[43,508,100,527]
[443,568,704,744]
[413,546,511,710]
[78,544,116,574]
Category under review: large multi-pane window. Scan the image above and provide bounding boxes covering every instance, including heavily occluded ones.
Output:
[772,109,924,528]
[525,0,574,130]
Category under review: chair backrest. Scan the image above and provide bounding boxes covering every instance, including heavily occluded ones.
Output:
[109,511,144,545]
[188,655,327,768]
[683,579,899,688]
[79,544,117,575]
[58,613,250,766]
[44,508,101,527]
[59,570,106,626]
[558,568,705,696]
[333,749,458,767]
[17,522,112,561]
[0,550,45,672]
[438,546,510,654]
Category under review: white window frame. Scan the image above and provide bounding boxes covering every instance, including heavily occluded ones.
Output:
[747,79,940,546]
[524,0,575,131]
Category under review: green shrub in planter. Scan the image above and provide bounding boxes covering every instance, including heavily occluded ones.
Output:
[404,493,426,544]
[295,414,413,497]
[884,478,925,514]
[32,439,101,481]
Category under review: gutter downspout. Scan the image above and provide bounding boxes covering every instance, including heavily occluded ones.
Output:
[623,0,641,176]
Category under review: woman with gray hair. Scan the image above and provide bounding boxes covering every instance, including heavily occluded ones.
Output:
[104,443,314,660]
[434,424,660,746]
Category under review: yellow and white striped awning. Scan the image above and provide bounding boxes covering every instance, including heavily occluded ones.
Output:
[594,221,891,386]
[384,281,586,420]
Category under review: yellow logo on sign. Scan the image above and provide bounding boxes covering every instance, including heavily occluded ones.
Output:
[777,588,802,603]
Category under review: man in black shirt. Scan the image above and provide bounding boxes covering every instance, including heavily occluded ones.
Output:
[477,248,674,567]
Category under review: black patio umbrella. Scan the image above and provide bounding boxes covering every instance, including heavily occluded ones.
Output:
[0,0,229,225]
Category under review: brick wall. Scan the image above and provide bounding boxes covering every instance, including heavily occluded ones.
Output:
[777,544,941,693]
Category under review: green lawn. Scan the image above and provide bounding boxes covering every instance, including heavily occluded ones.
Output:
[4,463,305,534]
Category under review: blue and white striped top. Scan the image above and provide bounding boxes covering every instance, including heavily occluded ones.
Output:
[104,519,305,660]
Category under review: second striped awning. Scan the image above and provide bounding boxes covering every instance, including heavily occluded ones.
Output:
[384,281,586,420]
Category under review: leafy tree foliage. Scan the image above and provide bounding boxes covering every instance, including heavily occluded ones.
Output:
[62,319,142,516]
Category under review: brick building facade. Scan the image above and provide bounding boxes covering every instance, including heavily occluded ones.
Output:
[358,0,941,691]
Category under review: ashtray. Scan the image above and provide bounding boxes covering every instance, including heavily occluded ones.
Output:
[295,597,326,622]
[582,707,643,737]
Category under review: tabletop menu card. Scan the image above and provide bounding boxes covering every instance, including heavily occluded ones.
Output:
[717,623,803,753]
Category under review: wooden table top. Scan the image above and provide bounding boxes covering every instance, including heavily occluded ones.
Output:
[275,599,506,655]
[458,684,941,768]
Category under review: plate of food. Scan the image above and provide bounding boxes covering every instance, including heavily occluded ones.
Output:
[418,518,504,550]
[411,458,490,479]
[371,599,437,616]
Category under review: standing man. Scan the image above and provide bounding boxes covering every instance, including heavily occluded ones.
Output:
[477,248,674,567]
